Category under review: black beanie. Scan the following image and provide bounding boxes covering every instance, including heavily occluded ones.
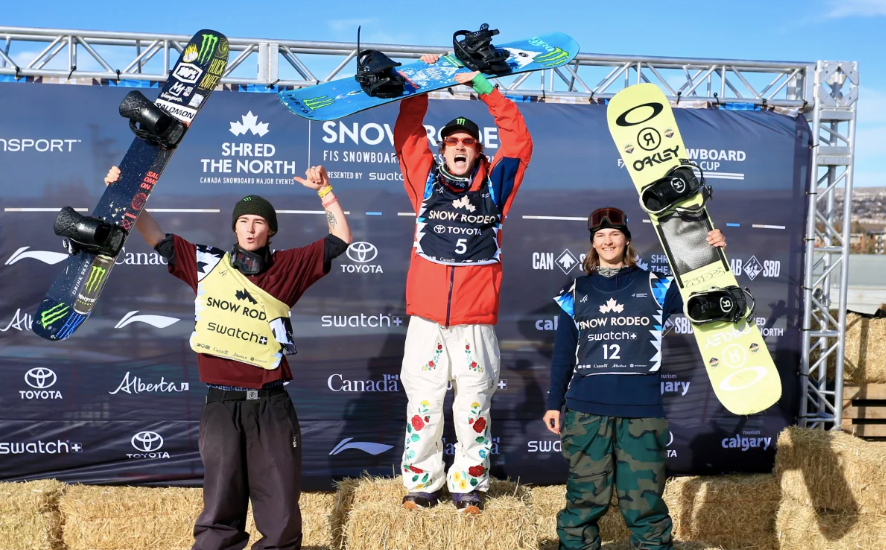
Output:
[232,195,277,234]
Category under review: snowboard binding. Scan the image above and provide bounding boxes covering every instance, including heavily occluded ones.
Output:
[119,90,187,149]
[354,26,406,99]
[453,24,511,75]
[53,206,126,257]
[684,285,756,325]
[639,161,712,216]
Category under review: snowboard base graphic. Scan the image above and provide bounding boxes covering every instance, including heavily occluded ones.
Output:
[33,29,230,341]
[607,83,781,415]
[278,32,579,121]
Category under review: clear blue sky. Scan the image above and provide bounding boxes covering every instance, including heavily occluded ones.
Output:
[4,0,884,187]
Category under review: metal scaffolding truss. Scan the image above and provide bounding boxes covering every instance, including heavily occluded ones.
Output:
[1,26,813,107]
[0,27,859,428]
[800,61,859,431]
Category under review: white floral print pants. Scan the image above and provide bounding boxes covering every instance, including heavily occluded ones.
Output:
[399,315,501,494]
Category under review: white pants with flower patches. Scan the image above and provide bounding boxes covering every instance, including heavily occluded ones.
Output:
[400,315,501,495]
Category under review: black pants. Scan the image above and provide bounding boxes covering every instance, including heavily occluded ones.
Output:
[193,388,303,550]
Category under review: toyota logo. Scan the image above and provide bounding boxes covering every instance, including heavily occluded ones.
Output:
[433,225,446,234]
[346,242,378,263]
[670,177,686,193]
[25,368,57,389]
[131,431,164,452]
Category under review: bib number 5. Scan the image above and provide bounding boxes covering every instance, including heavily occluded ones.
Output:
[455,239,467,255]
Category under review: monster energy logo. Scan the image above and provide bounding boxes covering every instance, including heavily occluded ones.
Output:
[198,34,219,64]
[84,265,107,294]
[40,303,69,327]
[457,118,466,125]
[535,48,569,68]
[301,96,335,111]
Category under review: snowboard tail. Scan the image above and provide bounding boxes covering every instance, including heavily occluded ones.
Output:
[606,83,781,415]
[33,29,230,342]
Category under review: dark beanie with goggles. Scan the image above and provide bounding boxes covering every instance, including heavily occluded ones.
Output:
[588,206,631,240]
[232,195,277,234]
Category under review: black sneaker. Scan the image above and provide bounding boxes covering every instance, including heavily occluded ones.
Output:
[402,491,441,510]
[451,490,484,514]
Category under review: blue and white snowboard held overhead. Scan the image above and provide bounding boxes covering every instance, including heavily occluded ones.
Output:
[277,32,580,121]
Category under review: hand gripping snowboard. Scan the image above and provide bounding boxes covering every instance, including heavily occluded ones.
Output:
[278,27,579,121]
[606,83,781,415]
[33,29,229,341]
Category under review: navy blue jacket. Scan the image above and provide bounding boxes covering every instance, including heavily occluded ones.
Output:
[546,266,682,418]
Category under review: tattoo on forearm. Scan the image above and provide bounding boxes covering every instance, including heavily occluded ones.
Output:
[326,211,338,229]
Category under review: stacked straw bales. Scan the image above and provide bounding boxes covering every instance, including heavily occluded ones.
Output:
[775,426,886,549]
[57,486,336,550]
[531,475,778,550]
[821,313,886,384]
[0,479,65,550]
[338,476,537,550]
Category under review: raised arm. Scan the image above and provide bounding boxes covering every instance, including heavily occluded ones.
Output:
[104,166,165,248]
[294,165,353,245]
[394,54,438,211]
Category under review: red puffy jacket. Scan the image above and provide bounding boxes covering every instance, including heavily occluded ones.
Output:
[394,90,532,326]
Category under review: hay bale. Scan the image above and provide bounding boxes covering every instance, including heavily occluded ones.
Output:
[342,476,536,550]
[821,313,886,384]
[664,475,780,550]
[776,426,886,514]
[60,486,336,550]
[0,479,65,550]
[776,497,886,550]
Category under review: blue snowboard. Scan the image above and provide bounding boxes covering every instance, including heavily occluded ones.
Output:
[278,32,579,121]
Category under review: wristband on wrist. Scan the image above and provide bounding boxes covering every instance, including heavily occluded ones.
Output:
[322,197,338,209]
[471,73,494,96]
[317,185,333,198]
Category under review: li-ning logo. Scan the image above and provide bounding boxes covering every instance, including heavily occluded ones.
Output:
[84,265,107,294]
[5,246,68,265]
[534,47,569,67]
[301,96,335,111]
[40,303,69,327]
[329,437,393,456]
[198,34,219,64]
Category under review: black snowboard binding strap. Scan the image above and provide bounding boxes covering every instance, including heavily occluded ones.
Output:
[639,161,712,216]
[54,206,126,257]
[684,285,756,326]
[453,23,511,75]
[354,26,406,99]
[119,90,187,149]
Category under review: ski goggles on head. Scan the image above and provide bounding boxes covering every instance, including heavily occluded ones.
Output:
[588,207,627,231]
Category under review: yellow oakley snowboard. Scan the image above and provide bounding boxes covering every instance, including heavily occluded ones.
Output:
[606,83,781,415]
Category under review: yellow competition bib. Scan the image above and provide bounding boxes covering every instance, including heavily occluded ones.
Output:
[189,245,295,369]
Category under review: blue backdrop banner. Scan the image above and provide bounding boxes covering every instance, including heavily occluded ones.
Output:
[0,81,810,489]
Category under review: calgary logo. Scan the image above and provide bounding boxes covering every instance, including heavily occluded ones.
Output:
[346,242,378,263]
[229,111,269,137]
[25,368,56,389]
[114,311,179,329]
[329,437,393,456]
[5,246,68,266]
[599,298,625,314]
[452,196,476,212]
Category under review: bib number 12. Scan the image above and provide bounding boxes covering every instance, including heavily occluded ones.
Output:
[603,344,621,360]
